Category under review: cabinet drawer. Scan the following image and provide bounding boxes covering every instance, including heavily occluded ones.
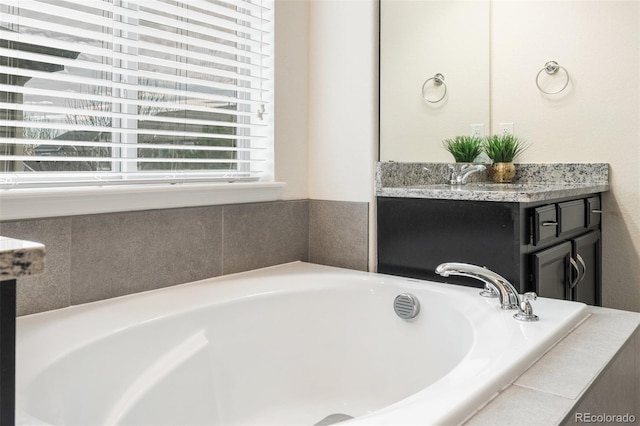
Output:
[558,200,586,238]
[532,204,558,245]
[586,196,602,228]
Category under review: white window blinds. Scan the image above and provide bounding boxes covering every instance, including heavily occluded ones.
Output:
[0,0,273,188]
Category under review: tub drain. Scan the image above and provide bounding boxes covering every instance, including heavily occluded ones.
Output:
[313,413,354,426]
[394,293,420,319]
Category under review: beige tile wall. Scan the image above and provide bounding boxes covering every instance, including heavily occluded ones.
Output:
[309,200,369,271]
[0,199,369,316]
[223,201,310,274]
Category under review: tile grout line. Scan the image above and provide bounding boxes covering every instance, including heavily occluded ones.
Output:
[221,206,225,276]
[67,216,73,309]
[307,199,312,264]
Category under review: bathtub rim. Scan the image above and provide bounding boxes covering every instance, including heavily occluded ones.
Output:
[16,261,590,426]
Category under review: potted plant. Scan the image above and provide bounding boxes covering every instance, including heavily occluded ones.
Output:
[483,134,529,183]
[442,135,483,163]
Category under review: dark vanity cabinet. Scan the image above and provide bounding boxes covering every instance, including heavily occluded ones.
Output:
[377,194,602,305]
[530,197,601,305]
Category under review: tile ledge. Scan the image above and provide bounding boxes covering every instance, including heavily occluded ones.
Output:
[463,307,640,425]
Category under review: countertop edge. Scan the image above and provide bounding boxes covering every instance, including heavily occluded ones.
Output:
[0,236,46,280]
[377,184,609,203]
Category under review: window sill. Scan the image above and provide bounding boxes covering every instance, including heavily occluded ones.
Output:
[0,181,286,221]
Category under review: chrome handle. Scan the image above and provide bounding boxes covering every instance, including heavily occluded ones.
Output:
[569,256,580,289]
[576,253,586,284]
[447,165,457,184]
[479,283,499,298]
[591,209,602,214]
[541,221,558,226]
[514,292,539,322]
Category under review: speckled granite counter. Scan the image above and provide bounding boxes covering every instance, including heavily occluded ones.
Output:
[0,236,45,280]
[376,162,609,203]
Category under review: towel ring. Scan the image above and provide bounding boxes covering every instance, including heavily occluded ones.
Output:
[536,61,570,95]
[421,73,447,103]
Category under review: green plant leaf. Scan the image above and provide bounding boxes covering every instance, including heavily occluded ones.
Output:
[482,134,530,162]
[442,135,483,163]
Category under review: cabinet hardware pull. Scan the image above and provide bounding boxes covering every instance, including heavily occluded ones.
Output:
[576,253,586,284]
[569,257,580,290]
[541,221,558,226]
[591,209,603,214]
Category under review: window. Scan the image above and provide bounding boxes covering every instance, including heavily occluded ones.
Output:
[0,0,273,189]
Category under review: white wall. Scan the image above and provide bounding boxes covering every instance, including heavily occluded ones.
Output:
[275,0,378,205]
[306,0,379,270]
[491,1,640,312]
[307,0,378,203]
[274,0,310,201]
[275,0,379,270]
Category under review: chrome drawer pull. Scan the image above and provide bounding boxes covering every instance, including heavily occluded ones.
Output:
[576,254,586,284]
[591,209,603,214]
[569,257,580,289]
[541,221,558,226]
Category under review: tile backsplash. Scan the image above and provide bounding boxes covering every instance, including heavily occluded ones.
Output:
[310,200,369,271]
[0,199,369,316]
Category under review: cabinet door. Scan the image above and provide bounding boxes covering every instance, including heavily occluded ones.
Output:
[532,241,572,300]
[572,230,601,306]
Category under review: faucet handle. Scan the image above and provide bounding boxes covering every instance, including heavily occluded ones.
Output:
[514,292,539,322]
[478,266,499,298]
[479,283,499,298]
[447,164,457,184]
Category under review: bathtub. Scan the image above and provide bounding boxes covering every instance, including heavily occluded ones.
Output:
[16,262,588,426]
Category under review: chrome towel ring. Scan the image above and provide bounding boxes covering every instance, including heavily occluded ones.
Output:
[536,61,570,94]
[421,73,447,103]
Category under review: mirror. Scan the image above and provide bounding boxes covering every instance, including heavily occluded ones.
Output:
[380,0,490,162]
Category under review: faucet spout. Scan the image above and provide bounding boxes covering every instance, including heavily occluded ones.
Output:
[435,262,519,309]
[448,164,486,185]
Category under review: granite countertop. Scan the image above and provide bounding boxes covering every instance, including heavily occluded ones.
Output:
[0,236,45,280]
[376,162,609,203]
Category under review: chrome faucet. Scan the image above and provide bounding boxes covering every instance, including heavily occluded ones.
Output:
[435,262,539,321]
[448,164,486,185]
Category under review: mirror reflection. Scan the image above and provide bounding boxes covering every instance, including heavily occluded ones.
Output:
[380,0,490,162]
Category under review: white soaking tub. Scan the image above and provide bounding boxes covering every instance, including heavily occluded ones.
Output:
[16,262,588,426]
